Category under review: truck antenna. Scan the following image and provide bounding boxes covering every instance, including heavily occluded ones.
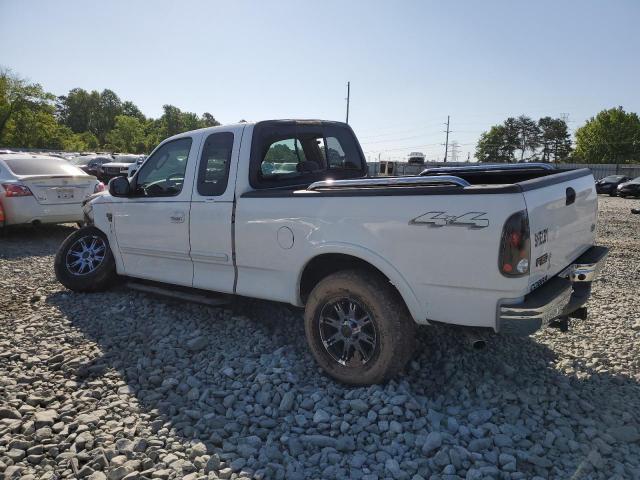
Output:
[345,81,351,124]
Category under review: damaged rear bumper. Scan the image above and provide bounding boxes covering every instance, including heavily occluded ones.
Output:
[498,245,609,335]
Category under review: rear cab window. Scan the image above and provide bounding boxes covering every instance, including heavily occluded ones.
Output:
[249,121,366,189]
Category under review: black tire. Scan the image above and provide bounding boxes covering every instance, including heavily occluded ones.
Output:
[55,226,117,292]
[619,194,626,198]
[304,269,416,385]
[609,191,617,197]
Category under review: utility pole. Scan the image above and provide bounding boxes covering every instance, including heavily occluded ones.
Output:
[442,115,451,162]
[345,82,350,124]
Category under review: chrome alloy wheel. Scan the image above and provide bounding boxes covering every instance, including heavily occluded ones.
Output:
[319,297,378,365]
[65,235,106,276]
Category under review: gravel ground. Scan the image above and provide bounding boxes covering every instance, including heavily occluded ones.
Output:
[1,196,639,480]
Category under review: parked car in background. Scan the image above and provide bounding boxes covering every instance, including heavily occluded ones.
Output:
[55,120,608,385]
[98,155,143,182]
[70,155,114,178]
[0,153,104,228]
[127,156,147,177]
[595,175,630,196]
[617,176,640,198]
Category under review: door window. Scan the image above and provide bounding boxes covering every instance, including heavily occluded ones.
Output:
[134,137,192,196]
[197,132,234,196]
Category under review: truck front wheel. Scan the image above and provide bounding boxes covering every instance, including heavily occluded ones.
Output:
[304,269,416,385]
[55,226,117,292]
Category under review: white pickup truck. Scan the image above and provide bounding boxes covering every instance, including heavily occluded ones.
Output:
[55,120,608,385]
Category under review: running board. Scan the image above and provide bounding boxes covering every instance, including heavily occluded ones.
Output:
[126,281,230,307]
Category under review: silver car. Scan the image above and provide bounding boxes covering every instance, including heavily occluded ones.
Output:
[0,154,104,228]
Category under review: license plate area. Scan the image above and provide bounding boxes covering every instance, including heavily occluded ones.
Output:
[56,188,75,199]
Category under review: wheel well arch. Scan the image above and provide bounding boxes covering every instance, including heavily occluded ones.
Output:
[299,253,408,309]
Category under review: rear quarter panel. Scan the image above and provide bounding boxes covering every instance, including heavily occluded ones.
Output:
[235,192,528,327]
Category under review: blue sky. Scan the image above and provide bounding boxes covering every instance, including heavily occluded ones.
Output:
[1,0,638,161]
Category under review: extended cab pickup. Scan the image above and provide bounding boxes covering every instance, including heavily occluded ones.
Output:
[55,120,608,385]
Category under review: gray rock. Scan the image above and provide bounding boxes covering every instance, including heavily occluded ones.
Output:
[467,410,492,426]
[389,395,408,406]
[6,448,26,461]
[230,457,247,471]
[107,466,132,480]
[350,399,369,412]
[493,433,513,447]
[279,390,295,411]
[499,453,516,466]
[33,409,57,428]
[313,409,331,423]
[190,441,207,458]
[468,438,491,452]
[607,426,640,443]
[0,407,22,420]
[300,434,338,448]
[422,432,443,455]
[186,336,208,351]
[88,473,108,480]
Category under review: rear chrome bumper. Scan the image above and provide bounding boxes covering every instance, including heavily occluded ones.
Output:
[498,245,609,335]
[557,245,609,283]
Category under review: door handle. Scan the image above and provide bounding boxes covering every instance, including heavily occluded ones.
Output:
[170,211,185,223]
[566,187,576,205]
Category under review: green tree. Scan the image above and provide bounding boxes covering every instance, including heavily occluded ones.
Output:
[160,104,184,137]
[106,115,146,153]
[56,88,101,134]
[476,126,511,162]
[538,117,572,162]
[574,107,640,163]
[513,115,541,161]
[201,112,221,127]
[94,89,123,143]
[0,68,56,145]
[122,100,145,121]
[4,108,71,149]
[476,115,570,163]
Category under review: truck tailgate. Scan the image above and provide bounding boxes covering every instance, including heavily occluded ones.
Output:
[522,170,597,291]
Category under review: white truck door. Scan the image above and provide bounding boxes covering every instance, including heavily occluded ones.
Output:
[111,136,196,286]
[189,130,240,293]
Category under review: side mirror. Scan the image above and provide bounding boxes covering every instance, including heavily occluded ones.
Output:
[109,176,131,197]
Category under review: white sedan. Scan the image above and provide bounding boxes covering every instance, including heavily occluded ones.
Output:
[0,153,104,228]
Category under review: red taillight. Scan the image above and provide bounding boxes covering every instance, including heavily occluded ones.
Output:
[2,183,33,197]
[94,182,106,193]
[499,210,530,277]
[0,201,5,223]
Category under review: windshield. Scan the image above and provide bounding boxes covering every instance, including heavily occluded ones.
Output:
[4,158,88,176]
[602,175,624,182]
[630,176,640,184]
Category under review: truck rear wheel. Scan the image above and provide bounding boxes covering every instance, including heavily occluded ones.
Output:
[304,269,416,385]
[55,226,117,292]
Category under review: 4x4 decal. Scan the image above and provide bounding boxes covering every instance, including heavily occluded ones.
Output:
[409,211,489,229]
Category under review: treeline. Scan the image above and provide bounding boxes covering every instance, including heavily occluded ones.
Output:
[0,69,220,153]
[475,108,640,164]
